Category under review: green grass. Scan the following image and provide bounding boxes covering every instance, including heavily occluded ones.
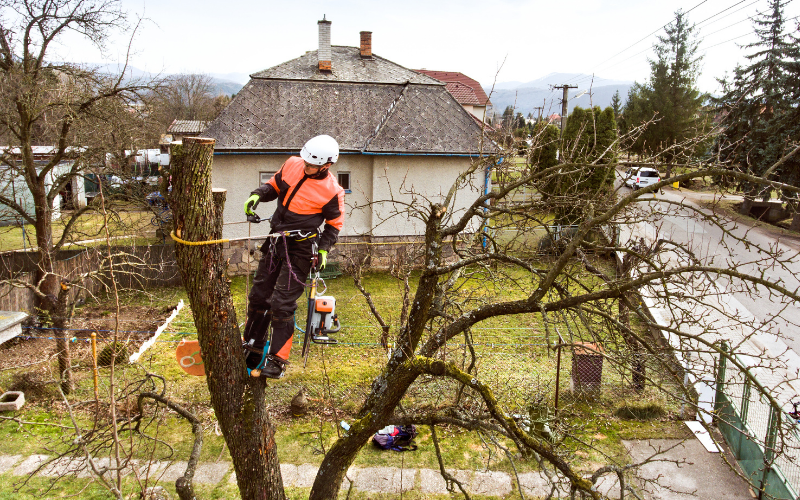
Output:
[0,208,162,252]
[0,266,689,498]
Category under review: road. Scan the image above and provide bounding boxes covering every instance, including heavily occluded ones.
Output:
[622,181,800,354]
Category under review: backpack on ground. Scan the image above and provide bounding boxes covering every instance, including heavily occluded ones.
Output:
[372,425,418,451]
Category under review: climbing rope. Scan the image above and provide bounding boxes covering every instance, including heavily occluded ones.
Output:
[170,230,230,246]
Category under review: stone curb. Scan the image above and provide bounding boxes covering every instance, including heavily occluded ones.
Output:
[2,453,622,497]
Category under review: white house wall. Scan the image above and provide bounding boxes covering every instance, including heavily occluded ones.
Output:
[212,153,482,241]
[370,155,482,237]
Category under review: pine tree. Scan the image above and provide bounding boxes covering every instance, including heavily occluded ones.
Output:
[622,10,708,173]
[715,0,800,210]
[610,90,622,120]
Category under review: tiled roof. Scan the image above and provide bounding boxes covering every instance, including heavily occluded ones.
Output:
[167,120,209,134]
[205,48,494,155]
[414,70,492,106]
[251,47,442,85]
[445,82,481,106]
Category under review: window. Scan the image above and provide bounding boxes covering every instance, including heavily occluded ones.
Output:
[337,172,351,193]
[260,171,276,184]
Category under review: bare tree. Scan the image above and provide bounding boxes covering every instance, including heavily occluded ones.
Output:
[170,115,800,499]
[0,0,156,393]
[147,73,228,131]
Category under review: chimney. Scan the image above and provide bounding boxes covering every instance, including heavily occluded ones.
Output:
[360,31,372,59]
[318,16,332,72]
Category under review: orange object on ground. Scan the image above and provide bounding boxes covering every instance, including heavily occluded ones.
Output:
[176,339,205,376]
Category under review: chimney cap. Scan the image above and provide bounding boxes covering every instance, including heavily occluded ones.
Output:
[318,15,330,24]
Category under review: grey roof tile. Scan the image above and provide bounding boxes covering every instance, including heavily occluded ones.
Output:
[204,46,495,155]
[167,120,208,134]
[251,47,442,85]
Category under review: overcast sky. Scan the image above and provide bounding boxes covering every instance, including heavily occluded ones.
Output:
[51,0,800,93]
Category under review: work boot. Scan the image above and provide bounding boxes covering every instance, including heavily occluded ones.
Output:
[260,357,287,379]
[242,309,271,369]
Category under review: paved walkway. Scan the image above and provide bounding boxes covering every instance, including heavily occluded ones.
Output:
[0,436,754,499]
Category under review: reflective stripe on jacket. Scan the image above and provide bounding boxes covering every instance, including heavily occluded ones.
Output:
[252,156,345,251]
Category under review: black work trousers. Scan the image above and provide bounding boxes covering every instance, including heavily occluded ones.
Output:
[247,235,313,359]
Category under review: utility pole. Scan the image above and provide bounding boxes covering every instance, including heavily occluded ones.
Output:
[550,84,577,138]
[532,106,544,123]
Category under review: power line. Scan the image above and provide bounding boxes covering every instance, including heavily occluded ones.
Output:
[562,0,712,86]
[564,3,770,89]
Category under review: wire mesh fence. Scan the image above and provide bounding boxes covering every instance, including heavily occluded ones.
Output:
[717,349,800,499]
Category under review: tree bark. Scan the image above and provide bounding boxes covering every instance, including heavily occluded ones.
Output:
[32,177,74,394]
[170,137,284,500]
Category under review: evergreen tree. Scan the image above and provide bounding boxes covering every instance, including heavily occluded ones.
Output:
[544,106,618,224]
[611,90,622,120]
[622,10,708,172]
[715,0,800,207]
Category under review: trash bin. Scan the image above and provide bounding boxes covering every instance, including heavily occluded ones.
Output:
[571,342,604,392]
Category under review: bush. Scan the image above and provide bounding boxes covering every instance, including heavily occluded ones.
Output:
[97,341,129,367]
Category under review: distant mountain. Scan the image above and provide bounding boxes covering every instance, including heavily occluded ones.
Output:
[484,73,634,118]
[87,64,244,96]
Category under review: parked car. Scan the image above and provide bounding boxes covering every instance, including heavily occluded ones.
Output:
[624,167,660,190]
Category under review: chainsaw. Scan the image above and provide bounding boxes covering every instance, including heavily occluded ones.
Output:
[300,245,341,367]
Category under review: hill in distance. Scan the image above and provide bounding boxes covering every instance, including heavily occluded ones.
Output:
[484,72,634,118]
[89,64,246,96]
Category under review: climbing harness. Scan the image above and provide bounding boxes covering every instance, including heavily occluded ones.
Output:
[245,212,340,377]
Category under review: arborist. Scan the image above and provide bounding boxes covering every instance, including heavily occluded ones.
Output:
[242,135,345,378]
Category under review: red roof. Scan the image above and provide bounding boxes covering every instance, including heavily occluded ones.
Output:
[414,70,492,106]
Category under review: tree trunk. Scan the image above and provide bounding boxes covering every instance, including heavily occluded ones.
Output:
[790,211,800,233]
[170,137,284,500]
[739,196,754,216]
[309,204,447,500]
[32,185,74,393]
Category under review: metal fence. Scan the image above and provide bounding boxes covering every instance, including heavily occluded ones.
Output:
[716,343,800,499]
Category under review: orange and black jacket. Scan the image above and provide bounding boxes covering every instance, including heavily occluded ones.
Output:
[252,156,345,252]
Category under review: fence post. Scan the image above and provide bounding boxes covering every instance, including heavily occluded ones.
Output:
[554,342,562,416]
[741,376,751,425]
[714,341,728,423]
[759,405,780,500]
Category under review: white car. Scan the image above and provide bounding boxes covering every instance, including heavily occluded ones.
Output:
[624,167,660,190]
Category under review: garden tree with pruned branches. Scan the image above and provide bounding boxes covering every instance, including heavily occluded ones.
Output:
[0,0,156,393]
[714,0,800,220]
[172,124,800,499]
[622,10,709,176]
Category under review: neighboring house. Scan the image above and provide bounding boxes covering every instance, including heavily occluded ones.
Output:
[414,70,492,123]
[0,146,87,225]
[167,120,209,143]
[204,19,494,246]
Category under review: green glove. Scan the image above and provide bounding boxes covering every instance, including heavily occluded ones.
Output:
[244,194,260,216]
[318,249,327,270]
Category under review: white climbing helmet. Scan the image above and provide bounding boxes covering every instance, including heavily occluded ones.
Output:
[300,135,339,166]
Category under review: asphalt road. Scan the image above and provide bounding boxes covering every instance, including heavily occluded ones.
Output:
[620,180,800,354]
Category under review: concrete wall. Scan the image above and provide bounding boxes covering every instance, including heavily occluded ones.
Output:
[211,152,483,241]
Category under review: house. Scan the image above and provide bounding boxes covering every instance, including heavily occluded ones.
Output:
[204,18,494,260]
[414,70,492,123]
[0,146,87,225]
[166,120,209,142]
